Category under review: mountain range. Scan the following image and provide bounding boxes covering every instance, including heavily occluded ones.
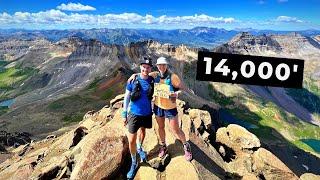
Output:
[1,27,320,49]
[0,28,319,178]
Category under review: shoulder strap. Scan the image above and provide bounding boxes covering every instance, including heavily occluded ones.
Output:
[154,73,161,83]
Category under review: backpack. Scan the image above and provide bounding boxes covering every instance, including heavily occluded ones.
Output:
[130,76,154,101]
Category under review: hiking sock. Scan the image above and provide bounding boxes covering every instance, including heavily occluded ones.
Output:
[137,142,143,151]
[160,141,166,147]
[131,153,137,164]
[183,141,190,149]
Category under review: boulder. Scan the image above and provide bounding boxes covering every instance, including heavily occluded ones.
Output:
[110,94,124,107]
[189,109,211,130]
[300,173,320,180]
[216,124,260,154]
[252,148,298,180]
[226,154,253,176]
[70,125,128,180]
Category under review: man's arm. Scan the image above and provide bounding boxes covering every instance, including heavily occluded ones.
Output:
[123,89,131,113]
[127,71,157,83]
[122,89,131,126]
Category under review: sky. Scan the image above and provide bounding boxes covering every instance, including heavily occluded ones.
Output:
[0,0,319,30]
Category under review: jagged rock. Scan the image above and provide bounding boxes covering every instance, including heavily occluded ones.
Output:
[0,144,6,152]
[189,109,211,130]
[201,130,210,142]
[0,96,305,179]
[0,131,31,148]
[45,135,56,140]
[16,143,32,157]
[242,173,258,180]
[83,110,96,120]
[0,150,40,179]
[252,148,298,180]
[31,156,69,179]
[94,107,113,124]
[218,145,226,157]
[51,126,88,150]
[69,124,128,179]
[216,124,260,154]
[110,94,124,107]
[216,124,298,179]
[226,154,253,177]
[79,107,113,131]
[149,154,171,172]
[300,173,320,180]
[11,164,34,180]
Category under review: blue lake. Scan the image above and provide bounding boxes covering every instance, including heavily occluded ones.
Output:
[219,109,258,129]
[301,139,320,153]
[0,99,15,108]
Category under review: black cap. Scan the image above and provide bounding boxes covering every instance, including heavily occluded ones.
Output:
[140,57,153,67]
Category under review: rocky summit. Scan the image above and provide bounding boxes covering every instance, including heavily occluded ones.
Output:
[1,95,317,180]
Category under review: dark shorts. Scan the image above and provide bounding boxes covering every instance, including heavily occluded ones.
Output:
[153,105,178,119]
[127,112,152,134]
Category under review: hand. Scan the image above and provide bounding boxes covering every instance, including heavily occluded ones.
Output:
[127,73,138,83]
[170,92,177,98]
[169,92,177,103]
[170,91,181,98]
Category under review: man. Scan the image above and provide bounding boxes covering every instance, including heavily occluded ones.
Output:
[128,56,193,161]
[122,57,154,179]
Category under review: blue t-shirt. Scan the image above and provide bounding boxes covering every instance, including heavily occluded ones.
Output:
[126,75,154,116]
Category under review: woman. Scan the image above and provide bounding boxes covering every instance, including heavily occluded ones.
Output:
[122,57,154,179]
[129,56,192,161]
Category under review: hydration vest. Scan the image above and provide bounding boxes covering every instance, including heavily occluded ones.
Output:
[130,76,154,101]
[154,71,179,92]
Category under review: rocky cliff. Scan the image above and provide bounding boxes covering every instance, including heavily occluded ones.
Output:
[1,95,317,180]
[0,38,206,137]
[214,32,320,126]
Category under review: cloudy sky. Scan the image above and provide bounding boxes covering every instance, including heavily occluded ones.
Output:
[0,0,319,30]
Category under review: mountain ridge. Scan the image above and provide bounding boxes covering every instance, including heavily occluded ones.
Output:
[0,32,319,178]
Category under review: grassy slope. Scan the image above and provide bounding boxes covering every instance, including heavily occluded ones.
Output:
[0,61,38,115]
[46,72,126,125]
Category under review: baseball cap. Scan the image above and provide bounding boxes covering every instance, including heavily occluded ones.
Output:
[156,57,168,65]
[140,57,153,66]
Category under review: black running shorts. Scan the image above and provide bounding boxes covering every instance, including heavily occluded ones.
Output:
[127,112,152,134]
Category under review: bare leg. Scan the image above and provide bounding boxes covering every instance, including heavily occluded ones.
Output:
[168,115,187,144]
[137,127,146,145]
[156,116,166,144]
[127,132,138,156]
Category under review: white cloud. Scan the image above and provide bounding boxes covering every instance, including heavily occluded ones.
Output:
[278,0,288,3]
[0,11,236,29]
[275,16,303,23]
[57,3,96,11]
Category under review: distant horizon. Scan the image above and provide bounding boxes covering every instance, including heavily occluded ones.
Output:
[1,1,319,31]
[0,26,319,32]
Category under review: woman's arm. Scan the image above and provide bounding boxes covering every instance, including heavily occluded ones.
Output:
[172,74,194,97]
[127,73,139,83]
